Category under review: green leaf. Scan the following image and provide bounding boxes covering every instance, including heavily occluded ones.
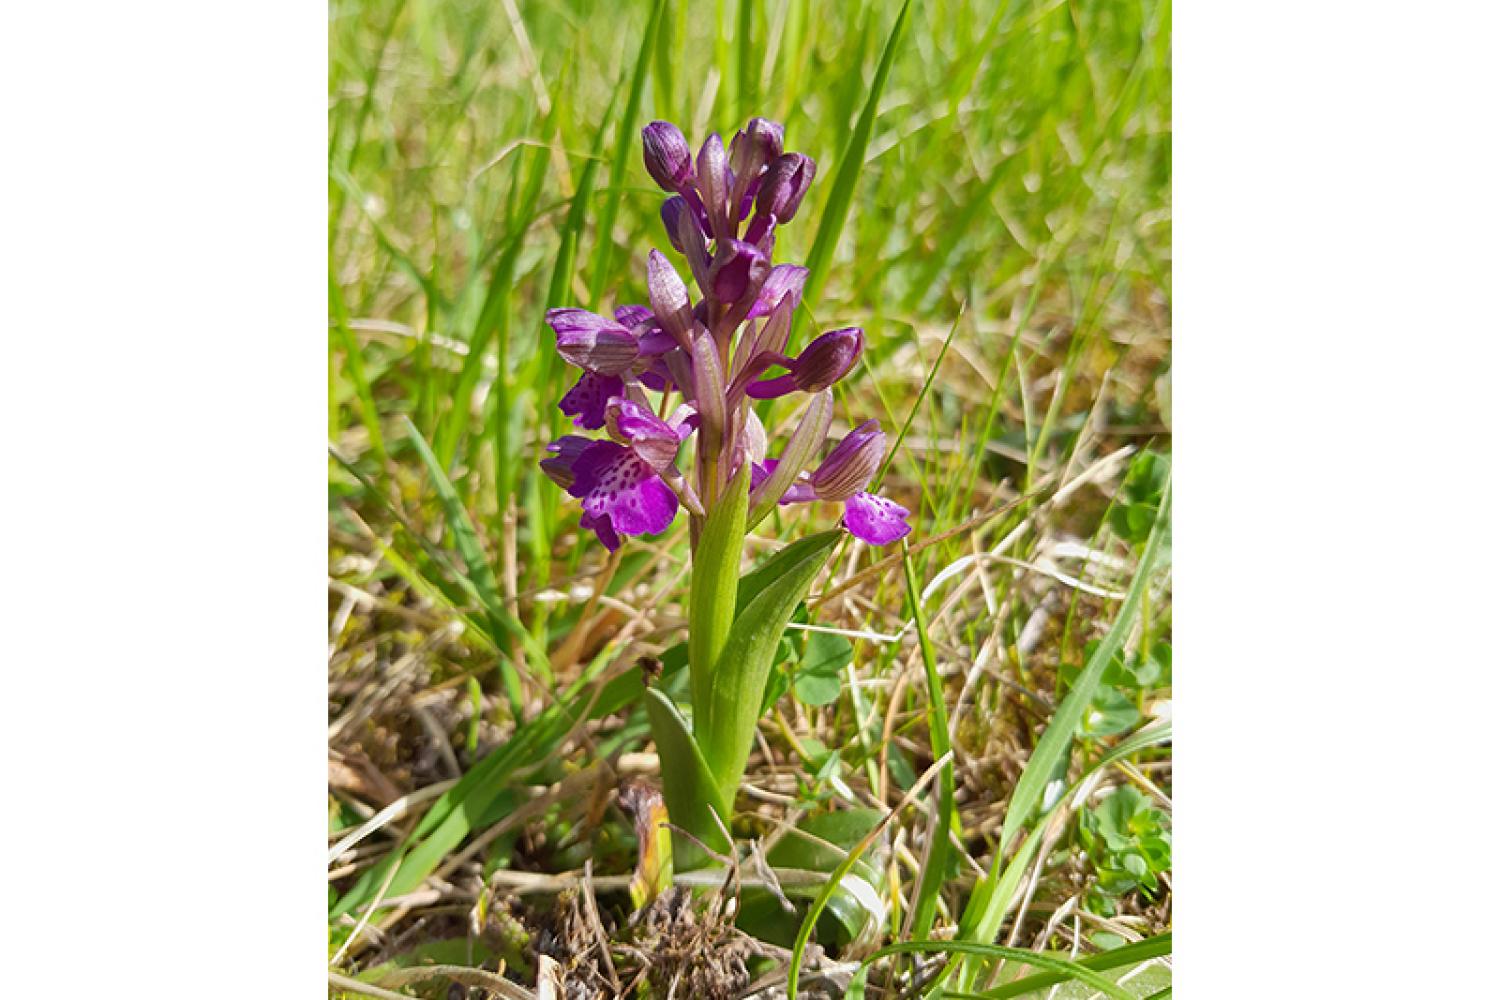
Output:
[734,534,841,614]
[793,631,851,706]
[1110,450,1171,545]
[698,531,840,805]
[765,808,886,944]
[689,459,749,726]
[592,536,843,725]
[644,688,732,870]
[1079,687,1141,738]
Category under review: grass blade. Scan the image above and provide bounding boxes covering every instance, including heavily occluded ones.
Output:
[586,0,668,307]
[404,416,539,709]
[543,95,616,437]
[330,264,386,465]
[954,475,1171,987]
[873,302,963,491]
[864,941,1134,1000]
[786,748,953,999]
[901,538,954,941]
[799,0,912,320]
[976,932,1172,999]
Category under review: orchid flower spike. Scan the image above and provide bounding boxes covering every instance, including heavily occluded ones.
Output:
[540,115,912,552]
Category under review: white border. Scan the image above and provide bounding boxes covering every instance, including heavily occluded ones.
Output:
[1,2,326,994]
[3,1,1499,995]
[1177,1,1500,994]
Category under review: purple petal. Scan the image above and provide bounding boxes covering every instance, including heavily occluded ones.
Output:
[756,152,816,222]
[545,307,620,335]
[637,357,672,391]
[747,264,808,319]
[682,188,712,235]
[606,397,681,473]
[540,434,592,488]
[554,324,638,375]
[707,239,768,305]
[607,397,675,441]
[614,304,655,329]
[783,482,816,504]
[579,511,622,552]
[738,174,761,221]
[637,328,677,356]
[571,441,679,537]
[749,458,777,493]
[842,492,911,546]
[558,371,624,430]
[744,212,775,248]
[745,372,797,399]
[747,457,814,505]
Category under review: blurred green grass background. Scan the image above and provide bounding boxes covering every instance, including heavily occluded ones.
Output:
[329,0,1170,547]
[328,0,1171,984]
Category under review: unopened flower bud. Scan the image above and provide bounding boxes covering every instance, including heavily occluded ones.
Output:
[696,132,732,237]
[642,121,693,192]
[744,325,861,399]
[756,152,816,222]
[790,327,864,392]
[660,197,688,253]
[706,238,769,305]
[731,117,784,175]
[809,419,884,501]
[729,117,785,212]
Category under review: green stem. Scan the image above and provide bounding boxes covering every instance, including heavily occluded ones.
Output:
[687,461,750,730]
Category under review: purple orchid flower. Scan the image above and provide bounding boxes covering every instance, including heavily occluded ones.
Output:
[748,420,912,546]
[550,398,695,550]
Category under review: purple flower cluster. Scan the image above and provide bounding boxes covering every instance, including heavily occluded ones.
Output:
[540,117,911,552]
